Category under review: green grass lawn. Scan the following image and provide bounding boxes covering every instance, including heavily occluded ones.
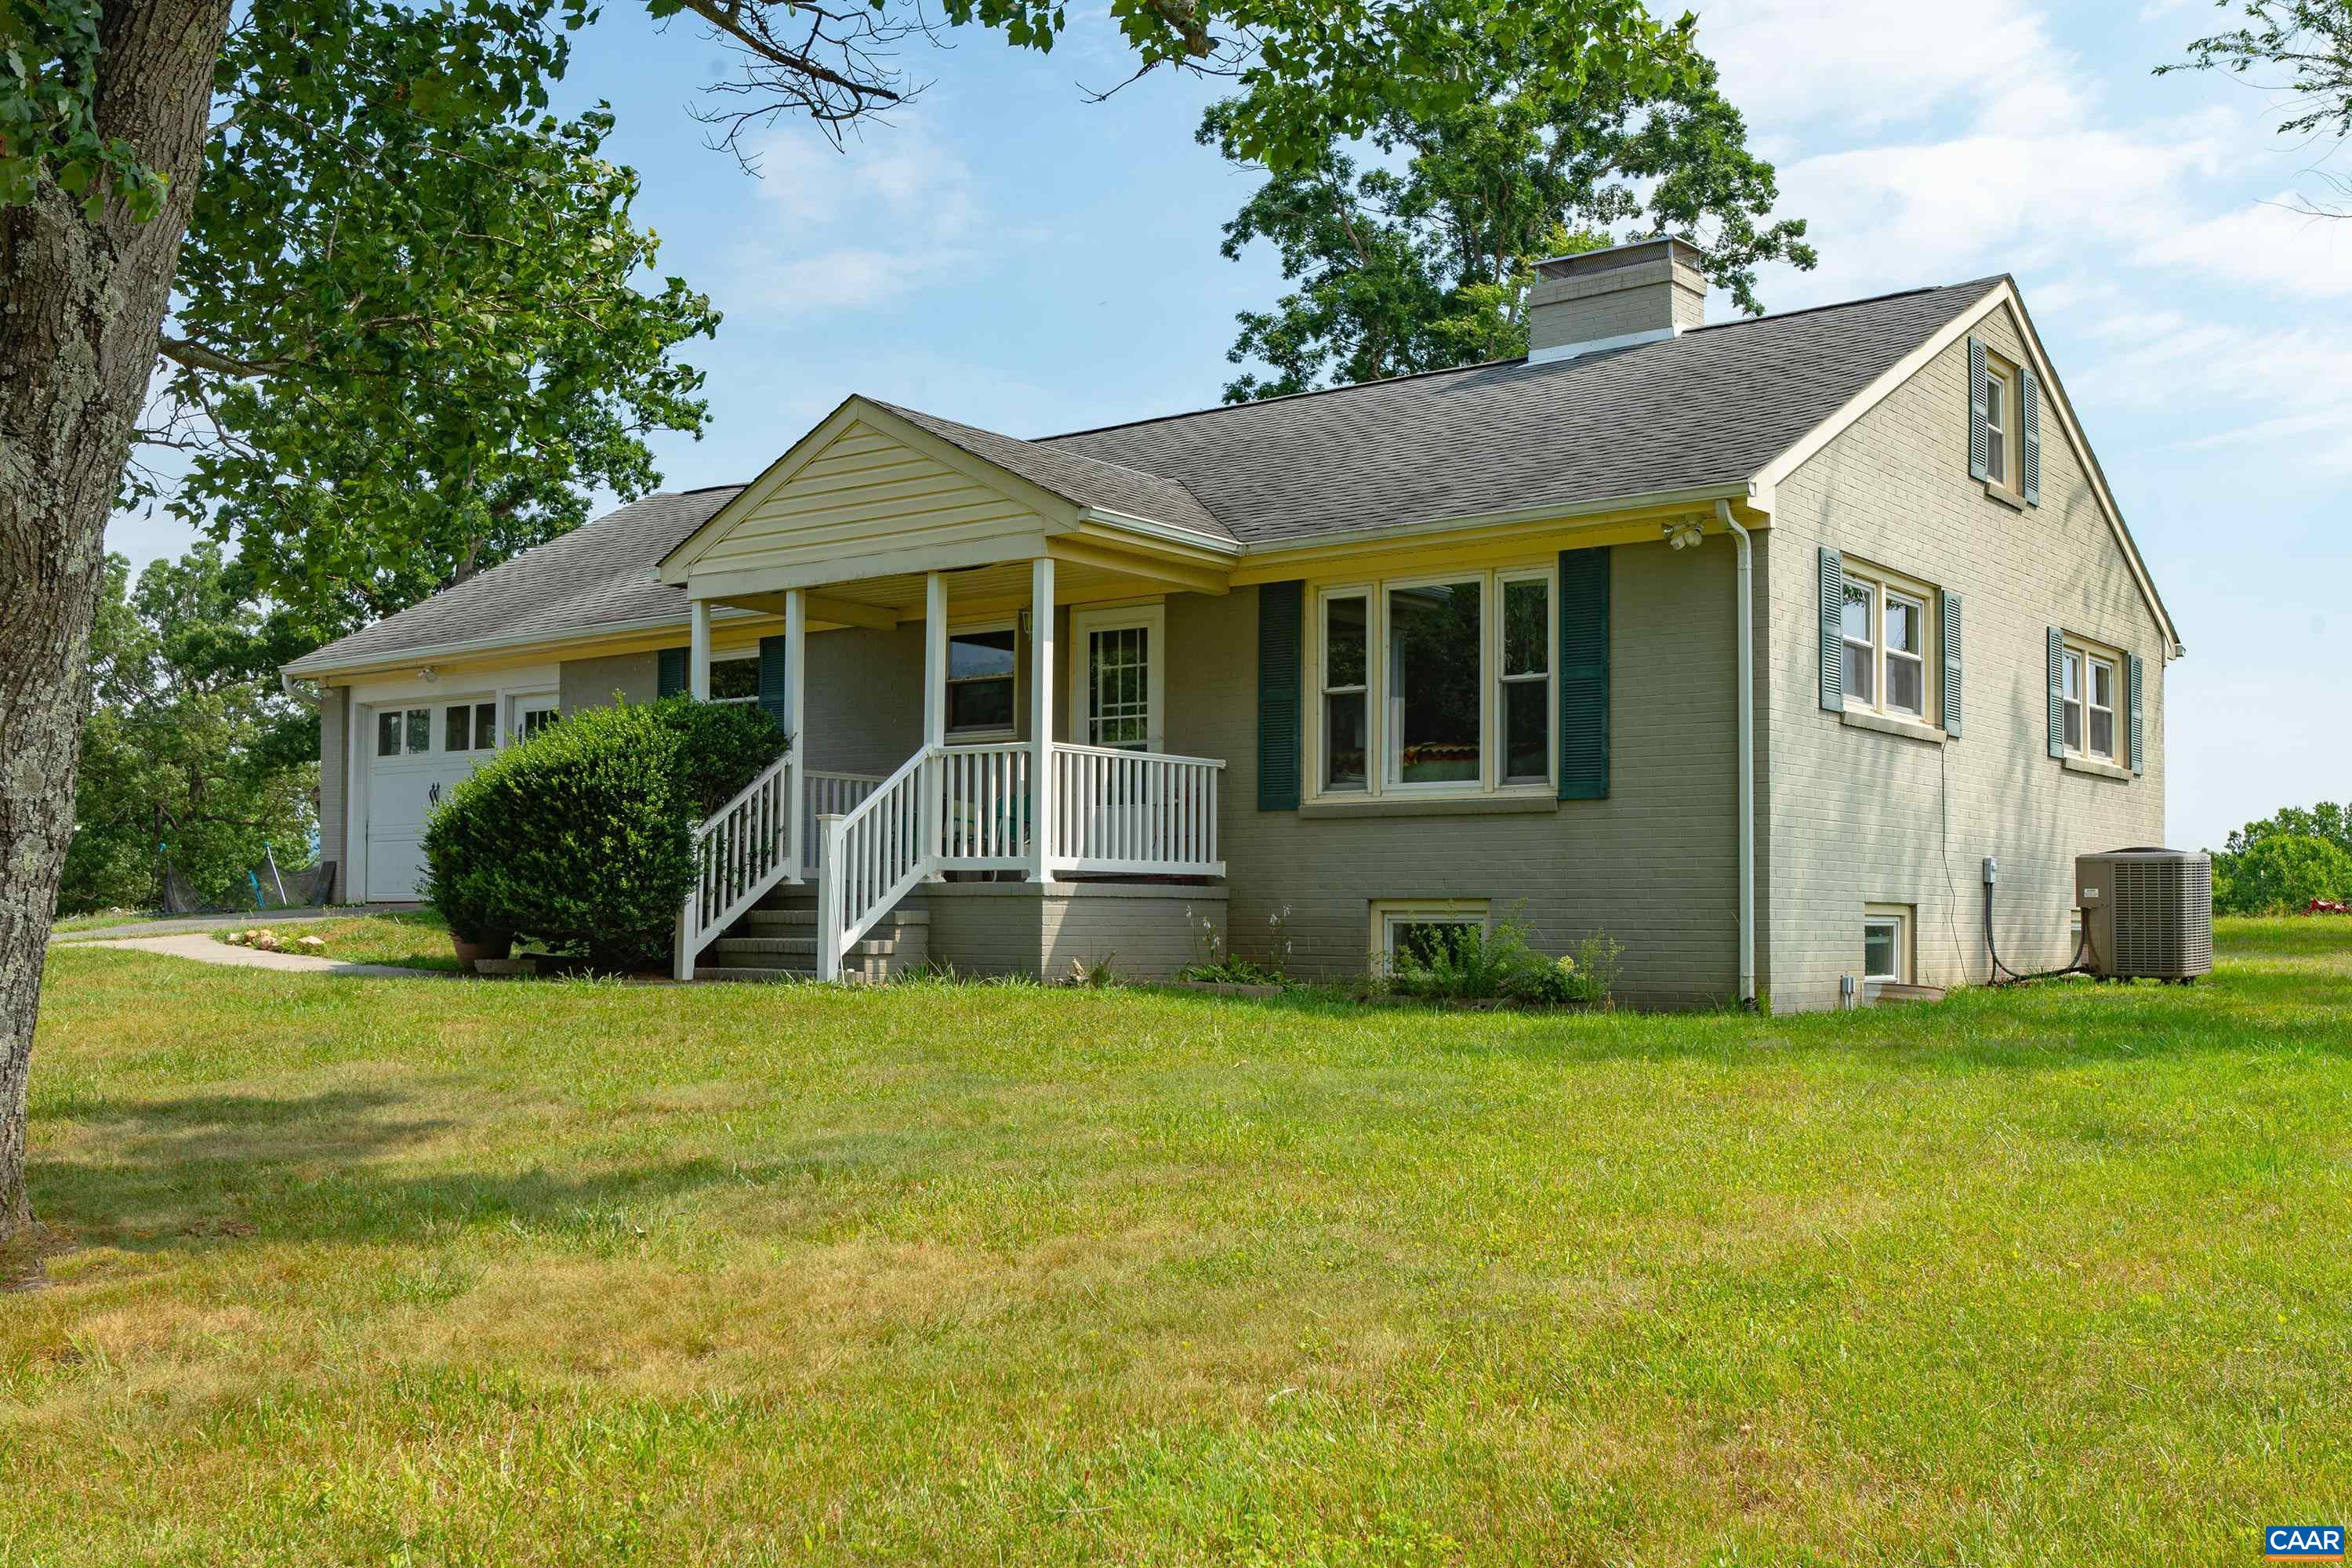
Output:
[49,908,169,933]
[7,919,2350,1565]
[210,909,463,971]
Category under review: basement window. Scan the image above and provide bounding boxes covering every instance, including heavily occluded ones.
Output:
[1864,905,1912,985]
[1372,899,1490,971]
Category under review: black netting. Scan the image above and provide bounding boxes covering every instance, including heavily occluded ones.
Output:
[159,851,337,915]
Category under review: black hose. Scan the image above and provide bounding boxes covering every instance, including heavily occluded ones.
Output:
[1984,875,2092,985]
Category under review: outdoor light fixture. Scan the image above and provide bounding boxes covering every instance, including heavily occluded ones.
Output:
[1661,520,1704,550]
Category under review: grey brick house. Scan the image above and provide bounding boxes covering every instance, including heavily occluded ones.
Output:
[285,238,2180,1009]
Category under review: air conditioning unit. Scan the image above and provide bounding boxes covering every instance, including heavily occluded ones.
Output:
[2075,848,2213,982]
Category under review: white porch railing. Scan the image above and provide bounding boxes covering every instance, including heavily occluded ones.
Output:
[1046,742,1224,877]
[814,740,1225,981]
[938,742,1032,869]
[673,753,795,980]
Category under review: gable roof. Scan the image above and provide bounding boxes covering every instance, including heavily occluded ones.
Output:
[873,401,1232,543]
[283,487,741,677]
[1040,279,2005,546]
[287,272,2176,677]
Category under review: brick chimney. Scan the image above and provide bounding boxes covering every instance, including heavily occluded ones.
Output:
[1526,236,1707,364]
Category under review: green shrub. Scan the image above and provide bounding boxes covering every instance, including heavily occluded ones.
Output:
[1385,917,1544,1002]
[2213,833,2352,915]
[650,695,788,815]
[423,702,699,971]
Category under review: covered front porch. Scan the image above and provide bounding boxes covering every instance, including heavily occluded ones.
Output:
[659,397,1240,982]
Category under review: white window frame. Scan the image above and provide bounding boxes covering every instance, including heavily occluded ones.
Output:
[513,692,559,743]
[1305,563,1557,803]
[1494,566,1557,789]
[2057,634,2128,766]
[1370,898,1491,968]
[441,699,502,754]
[1840,561,1941,728]
[1068,601,1166,753]
[2086,654,2117,762]
[1316,584,1374,795]
[1863,903,1912,985]
[376,704,435,758]
[1381,571,1488,794]
[706,648,760,707]
[944,618,1018,742]
[2060,648,2085,757]
[1984,361,2009,488]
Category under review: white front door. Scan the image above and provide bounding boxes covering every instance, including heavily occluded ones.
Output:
[1068,605,1167,851]
[363,697,499,900]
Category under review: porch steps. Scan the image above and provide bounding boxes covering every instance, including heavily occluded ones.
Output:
[691,891,930,984]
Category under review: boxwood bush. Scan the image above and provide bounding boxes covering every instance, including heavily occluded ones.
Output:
[422,695,788,971]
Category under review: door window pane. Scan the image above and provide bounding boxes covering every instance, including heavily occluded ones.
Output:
[377,711,402,757]
[477,702,498,746]
[1087,626,1150,750]
[519,706,556,742]
[1388,580,1482,785]
[445,704,472,753]
[946,629,1017,733]
[404,708,431,754]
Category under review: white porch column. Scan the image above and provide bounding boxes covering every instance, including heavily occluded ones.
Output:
[688,599,712,701]
[1029,556,1056,882]
[921,570,947,874]
[921,572,947,750]
[785,586,808,880]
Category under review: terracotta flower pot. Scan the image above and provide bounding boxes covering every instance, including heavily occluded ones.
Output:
[451,930,514,968]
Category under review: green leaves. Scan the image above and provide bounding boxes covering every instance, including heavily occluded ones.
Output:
[151,1,719,636]
[1201,30,1815,400]
[0,0,172,218]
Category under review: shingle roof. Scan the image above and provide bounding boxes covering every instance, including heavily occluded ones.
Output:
[285,487,739,675]
[1037,279,2003,545]
[874,401,1232,543]
[288,278,2005,676]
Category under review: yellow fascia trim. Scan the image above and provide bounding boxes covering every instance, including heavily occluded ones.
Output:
[1229,503,1767,586]
[318,615,785,687]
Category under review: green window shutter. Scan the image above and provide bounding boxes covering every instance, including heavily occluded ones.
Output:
[1557,546,1610,800]
[1817,546,1845,713]
[2128,652,2145,775]
[2045,627,2066,760]
[758,635,790,731]
[1256,580,1303,811]
[1967,336,1991,482]
[657,646,687,699]
[2020,366,2042,506]
[1940,590,1964,737]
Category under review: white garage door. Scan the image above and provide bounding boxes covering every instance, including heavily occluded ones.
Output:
[365,698,501,901]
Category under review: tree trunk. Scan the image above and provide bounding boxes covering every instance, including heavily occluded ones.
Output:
[0,0,232,1243]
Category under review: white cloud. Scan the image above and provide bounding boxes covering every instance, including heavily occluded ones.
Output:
[729,118,993,310]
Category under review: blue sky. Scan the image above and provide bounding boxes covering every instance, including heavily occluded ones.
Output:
[111,0,2348,851]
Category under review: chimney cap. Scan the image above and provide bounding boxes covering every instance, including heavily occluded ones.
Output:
[1534,233,1708,279]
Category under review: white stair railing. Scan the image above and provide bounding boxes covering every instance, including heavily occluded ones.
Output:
[672,753,796,981]
[811,740,1227,983]
[1047,742,1225,876]
[817,747,934,981]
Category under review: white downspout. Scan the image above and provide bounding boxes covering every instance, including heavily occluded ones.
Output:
[1715,499,1757,1010]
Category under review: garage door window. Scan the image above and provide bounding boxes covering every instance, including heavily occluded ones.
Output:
[445,701,499,753]
[377,706,432,757]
